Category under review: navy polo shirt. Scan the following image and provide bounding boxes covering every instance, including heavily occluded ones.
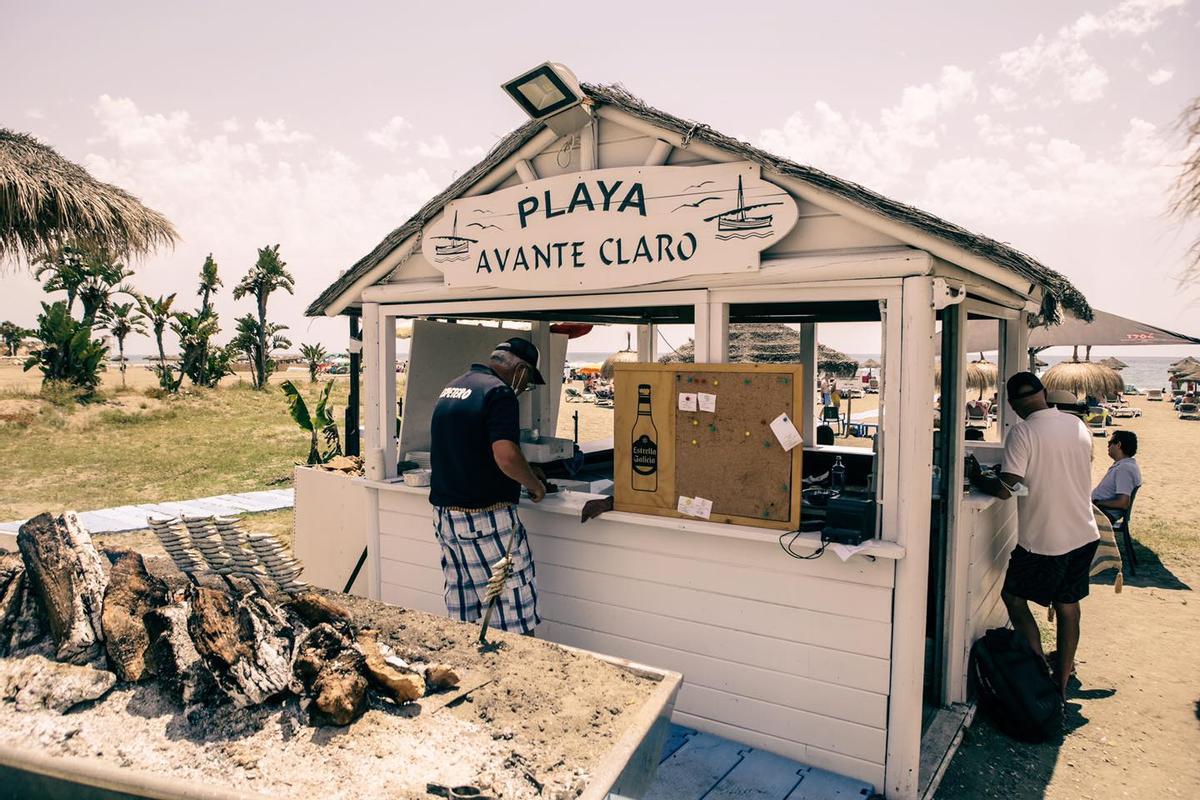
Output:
[429,364,521,508]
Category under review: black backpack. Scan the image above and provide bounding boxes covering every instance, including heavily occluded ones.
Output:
[969,628,1063,742]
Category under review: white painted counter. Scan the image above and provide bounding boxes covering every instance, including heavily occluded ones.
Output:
[357,478,902,786]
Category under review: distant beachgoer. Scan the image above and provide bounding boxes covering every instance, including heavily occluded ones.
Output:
[820,376,832,406]
[1092,430,1141,525]
[978,372,1100,698]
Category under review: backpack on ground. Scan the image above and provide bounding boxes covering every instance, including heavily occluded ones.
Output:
[969,627,1063,742]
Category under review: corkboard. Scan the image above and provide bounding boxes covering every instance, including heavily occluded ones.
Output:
[613,363,804,531]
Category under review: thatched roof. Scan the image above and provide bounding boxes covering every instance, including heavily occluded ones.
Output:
[306,84,1091,323]
[0,129,177,267]
[1098,356,1127,370]
[1042,360,1124,399]
[657,323,859,376]
[966,358,999,397]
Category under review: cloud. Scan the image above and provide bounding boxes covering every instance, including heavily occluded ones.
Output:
[758,66,977,191]
[25,108,45,120]
[75,96,450,353]
[417,135,452,159]
[994,0,1183,104]
[365,115,412,151]
[253,117,313,144]
[221,117,240,133]
[1146,68,1174,85]
[919,118,1178,226]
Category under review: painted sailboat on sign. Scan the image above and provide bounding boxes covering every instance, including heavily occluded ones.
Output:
[431,211,477,260]
[703,175,782,239]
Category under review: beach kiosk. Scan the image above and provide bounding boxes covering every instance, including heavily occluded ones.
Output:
[303,75,1091,799]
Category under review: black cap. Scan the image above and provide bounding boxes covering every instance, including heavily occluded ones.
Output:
[496,337,545,385]
[1006,371,1044,401]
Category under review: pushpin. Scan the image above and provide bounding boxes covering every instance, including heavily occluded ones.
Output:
[744,431,751,437]
[691,439,698,445]
[713,379,720,386]
[709,424,717,432]
[692,419,699,426]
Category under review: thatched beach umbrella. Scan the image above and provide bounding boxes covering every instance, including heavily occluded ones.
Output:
[861,357,881,377]
[1,128,177,266]
[1170,365,1200,385]
[659,324,860,377]
[601,333,637,379]
[1042,360,1124,399]
[965,357,998,399]
[1098,356,1128,370]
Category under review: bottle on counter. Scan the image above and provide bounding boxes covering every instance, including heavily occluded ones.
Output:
[831,456,846,492]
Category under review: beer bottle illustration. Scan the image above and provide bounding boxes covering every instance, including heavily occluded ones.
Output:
[631,384,658,492]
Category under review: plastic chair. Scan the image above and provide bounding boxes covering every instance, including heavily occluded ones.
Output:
[1101,486,1140,575]
[821,405,845,436]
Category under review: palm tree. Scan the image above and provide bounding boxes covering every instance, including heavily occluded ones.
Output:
[231,313,291,388]
[105,302,147,387]
[77,248,137,328]
[0,320,32,356]
[198,253,222,316]
[1174,96,1200,286]
[136,292,177,387]
[301,343,328,383]
[170,311,221,391]
[33,243,88,314]
[1,128,176,269]
[232,244,294,389]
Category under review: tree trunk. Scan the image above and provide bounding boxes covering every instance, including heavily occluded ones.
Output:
[100,550,169,682]
[187,585,295,706]
[156,328,168,387]
[118,336,127,387]
[16,512,108,667]
[256,294,268,389]
[0,554,52,658]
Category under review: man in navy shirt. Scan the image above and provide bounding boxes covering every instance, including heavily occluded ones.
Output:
[429,337,547,635]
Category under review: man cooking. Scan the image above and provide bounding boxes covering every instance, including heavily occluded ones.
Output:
[428,337,548,636]
[980,372,1100,698]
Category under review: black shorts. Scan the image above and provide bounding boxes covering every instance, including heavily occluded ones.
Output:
[1003,539,1100,607]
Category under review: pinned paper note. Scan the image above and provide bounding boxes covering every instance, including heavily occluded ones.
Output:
[697,392,717,412]
[769,412,803,452]
[676,495,713,519]
[678,393,698,412]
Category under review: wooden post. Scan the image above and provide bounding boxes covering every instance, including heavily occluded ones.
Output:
[885,276,936,800]
[346,315,361,457]
[693,300,711,364]
[799,323,817,444]
[999,313,1029,437]
[706,301,729,363]
[380,313,398,479]
[361,303,382,464]
[636,324,656,363]
[935,300,967,706]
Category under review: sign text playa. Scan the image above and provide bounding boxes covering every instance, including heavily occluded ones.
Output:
[424,162,799,290]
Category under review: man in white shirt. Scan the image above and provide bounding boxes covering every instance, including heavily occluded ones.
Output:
[1092,430,1142,523]
[986,372,1100,698]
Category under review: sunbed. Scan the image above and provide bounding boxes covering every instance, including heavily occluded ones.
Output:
[1179,402,1200,421]
[1147,390,1164,401]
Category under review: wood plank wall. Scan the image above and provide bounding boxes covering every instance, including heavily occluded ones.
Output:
[375,489,894,787]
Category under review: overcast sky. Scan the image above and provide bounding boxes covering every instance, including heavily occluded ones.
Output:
[3,0,1198,357]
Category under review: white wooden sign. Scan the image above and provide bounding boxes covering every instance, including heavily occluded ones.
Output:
[423,162,798,290]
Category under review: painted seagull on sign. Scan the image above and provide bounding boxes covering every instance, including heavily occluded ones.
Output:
[671,196,722,212]
[468,222,504,231]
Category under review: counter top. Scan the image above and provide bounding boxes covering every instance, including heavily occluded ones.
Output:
[356,478,906,561]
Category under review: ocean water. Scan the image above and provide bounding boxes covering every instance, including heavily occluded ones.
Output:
[565,350,1190,393]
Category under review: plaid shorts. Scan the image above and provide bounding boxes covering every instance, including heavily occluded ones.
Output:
[431,505,540,635]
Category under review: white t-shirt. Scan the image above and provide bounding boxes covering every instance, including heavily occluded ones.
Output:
[1001,407,1100,556]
